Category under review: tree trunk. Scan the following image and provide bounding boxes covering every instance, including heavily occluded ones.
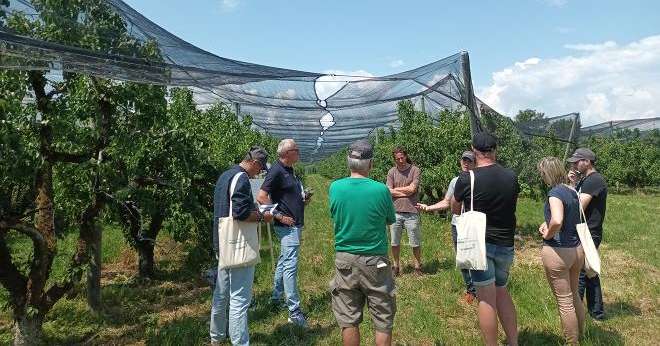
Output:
[86,224,102,311]
[137,241,155,278]
[136,212,163,278]
[12,314,44,346]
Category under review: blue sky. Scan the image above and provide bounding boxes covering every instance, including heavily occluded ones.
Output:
[124,0,660,125]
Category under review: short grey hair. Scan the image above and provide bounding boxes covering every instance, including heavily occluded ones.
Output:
[277,139,296,157]
[347,156,372,172]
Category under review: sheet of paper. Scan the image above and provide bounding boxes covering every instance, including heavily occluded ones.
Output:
[258,203,278,213]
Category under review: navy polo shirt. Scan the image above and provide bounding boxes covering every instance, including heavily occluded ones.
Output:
[261,160,305,227]
[212,165,255,255]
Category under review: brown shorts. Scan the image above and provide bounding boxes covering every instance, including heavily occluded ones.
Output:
[329,252,396,333]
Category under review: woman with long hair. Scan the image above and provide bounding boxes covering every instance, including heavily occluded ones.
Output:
[537,157,585,345]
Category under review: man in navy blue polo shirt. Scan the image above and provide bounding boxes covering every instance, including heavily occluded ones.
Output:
[257,138,310,327]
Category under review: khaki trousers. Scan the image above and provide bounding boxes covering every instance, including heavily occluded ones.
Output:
[541,245,585,345]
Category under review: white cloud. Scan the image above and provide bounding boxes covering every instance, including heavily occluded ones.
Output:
[564,41,617,51]
[389,59,405,68]
[274,88,296,99]
[479,35,660,125]
[314,69,374,101]
[220,0,239,11]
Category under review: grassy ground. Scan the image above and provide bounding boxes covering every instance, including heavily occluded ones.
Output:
[1,174,658,345]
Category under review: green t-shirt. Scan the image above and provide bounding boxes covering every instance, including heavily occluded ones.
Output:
[329,177,396,255]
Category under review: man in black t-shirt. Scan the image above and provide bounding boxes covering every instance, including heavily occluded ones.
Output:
[257,139,310,327]
[568,147,608,320]
[451,132,520,346]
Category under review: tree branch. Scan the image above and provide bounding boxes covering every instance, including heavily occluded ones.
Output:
[0,220,46,246]
[0,231,28,307]
[132,176,174,188]
[51,151,93,164]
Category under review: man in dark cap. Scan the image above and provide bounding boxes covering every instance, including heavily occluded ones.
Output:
[451,132,520,346]
[328,139,397,346]
[416,150,476,303]
[567,147,608,321]
[210,146,273,345]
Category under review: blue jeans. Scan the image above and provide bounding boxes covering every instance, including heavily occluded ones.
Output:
[272,225,302,313]
[451,225,475,294]
[579,235,604,316]
[210,266,255,345]
[470,243,515,287]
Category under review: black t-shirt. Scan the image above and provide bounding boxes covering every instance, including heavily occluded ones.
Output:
[261,160,305,227]
[454,164,520,247]
[577,171,607,236]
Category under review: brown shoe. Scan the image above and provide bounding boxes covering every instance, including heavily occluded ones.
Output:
[392,266,400,277]
[463,291,476,304]
[414,267,423,276]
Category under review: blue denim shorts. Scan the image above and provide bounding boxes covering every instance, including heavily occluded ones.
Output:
[470,243,514,287]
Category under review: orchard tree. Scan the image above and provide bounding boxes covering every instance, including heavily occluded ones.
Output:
[0,1,165,343]
[107,88,278,277]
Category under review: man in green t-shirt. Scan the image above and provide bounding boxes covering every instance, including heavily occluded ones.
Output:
[329,139,397,346]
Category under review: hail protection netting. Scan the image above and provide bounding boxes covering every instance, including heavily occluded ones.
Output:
[580,117,660,137]
[0,0,482,161]
[515,112,580,143]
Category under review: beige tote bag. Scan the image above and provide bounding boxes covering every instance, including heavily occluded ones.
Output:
[455,170,488,270]
[574,188,601,278]
[217,172,260,269]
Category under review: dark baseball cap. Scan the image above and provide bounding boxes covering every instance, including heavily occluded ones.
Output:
[461,151,475,162]
[247,146,269,169]
[348,139,373,159]
[567,148,596,163]
[472,132,497,152]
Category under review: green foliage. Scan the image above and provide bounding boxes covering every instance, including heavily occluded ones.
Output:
[316,104,659,198]
[581,129,660,188]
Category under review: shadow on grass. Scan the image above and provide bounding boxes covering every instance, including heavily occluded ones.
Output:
[400,258,450,276]
[518,322,625,346]
[519,327,564,345]
[585,323,625,345]
[605,300,641,318]
[251,322,335,345]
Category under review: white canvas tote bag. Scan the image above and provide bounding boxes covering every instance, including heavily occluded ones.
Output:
[455,170,488,270]
[217,172,260,269]
[574,188,601,278]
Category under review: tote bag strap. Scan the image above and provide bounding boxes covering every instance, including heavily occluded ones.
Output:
[570,186,588,224]
[469,170,475,212]
[228,172,246,220]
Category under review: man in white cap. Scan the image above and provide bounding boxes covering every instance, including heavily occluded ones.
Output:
[416,151,476,303]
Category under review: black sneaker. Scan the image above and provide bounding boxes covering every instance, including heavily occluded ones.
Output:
[591,312,606,321]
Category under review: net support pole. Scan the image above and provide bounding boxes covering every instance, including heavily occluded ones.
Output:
[563,112,579,160]
[460,51,483,139]
[234,102,242,122]
[420,95,426,114]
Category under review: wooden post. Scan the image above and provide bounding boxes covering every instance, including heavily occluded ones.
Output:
[267,222,274,270]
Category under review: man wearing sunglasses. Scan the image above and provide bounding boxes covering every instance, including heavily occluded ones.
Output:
[257,139,310,327]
